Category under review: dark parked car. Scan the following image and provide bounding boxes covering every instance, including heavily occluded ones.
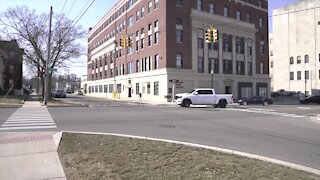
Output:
[238,96,273,106]
[299,95,320,104]
[54,89,66,98]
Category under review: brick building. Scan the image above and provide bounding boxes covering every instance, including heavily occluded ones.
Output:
[0,40,23,92]
[87,0,270,102]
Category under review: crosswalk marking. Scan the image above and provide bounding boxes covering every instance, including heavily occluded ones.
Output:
[0,101,57,131]
[226,108,304,118]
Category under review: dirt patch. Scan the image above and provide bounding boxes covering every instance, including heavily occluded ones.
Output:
[58,133,320,180]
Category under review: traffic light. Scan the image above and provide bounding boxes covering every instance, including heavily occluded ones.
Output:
[212,28,219,43]
[126,37,132,47]
[120,37,127,48]
[205,29,212,43]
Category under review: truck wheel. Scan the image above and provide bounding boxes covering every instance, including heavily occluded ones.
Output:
[218,99,227,108]
[182,99,191,107]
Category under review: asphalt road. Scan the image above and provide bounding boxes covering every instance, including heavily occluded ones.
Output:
[48,96,320,169]
[0,107,18,125]
[1,95,320,170]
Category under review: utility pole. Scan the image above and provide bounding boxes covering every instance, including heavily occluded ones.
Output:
[44,6,52,105]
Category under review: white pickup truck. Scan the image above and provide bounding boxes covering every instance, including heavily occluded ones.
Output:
[174,88,233,108]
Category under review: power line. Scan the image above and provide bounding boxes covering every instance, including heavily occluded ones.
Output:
[66,0,77,18]
[72,0,91,23]
[72,0,95,27]
[60,0,68,15]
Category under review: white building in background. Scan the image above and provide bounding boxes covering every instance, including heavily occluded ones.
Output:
[270,0,320,95]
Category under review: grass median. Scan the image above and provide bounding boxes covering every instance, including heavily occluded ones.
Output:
[58,133,320,180]
[0,95,28,104]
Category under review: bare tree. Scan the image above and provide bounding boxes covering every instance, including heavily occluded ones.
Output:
[0,6,86,97]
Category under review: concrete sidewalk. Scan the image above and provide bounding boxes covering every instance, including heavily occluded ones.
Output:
[0,94,66,180]
[0,132,65,180]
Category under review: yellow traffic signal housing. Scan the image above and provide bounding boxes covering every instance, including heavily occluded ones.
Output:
[119,37,126,48]
[212,28,219,43]
[205,29,212,43]
[126,37,132,47]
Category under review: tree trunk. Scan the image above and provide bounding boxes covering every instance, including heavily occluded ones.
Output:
[48,74,52,100]
[41,77,45,98]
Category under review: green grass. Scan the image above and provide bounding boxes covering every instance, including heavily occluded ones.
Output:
[58,133,320,180]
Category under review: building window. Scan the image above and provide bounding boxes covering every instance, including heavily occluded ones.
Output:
[246,13,251,23]
[197,0,202,11]
[176,30,183,43]
[270,61,273,68]
[148,1,152,13]
[95,85,98,93]
[290,72,294,80]
[128,16,133,27]
[260,40,265,55]
[141,38,144,49]
[198,38,204,49]
[136,60,139,72]
[147,82,151,94]
[297,56,301,64]
[260,63,264,74]
[136,40,139,51]
[154,20,159,28]
[236,38,244,54]
[128,0,133,8]
[154,81,159,95]
[304,55,309,63]
[176,0,182,6]
[104,70,108,78]
[223,35,232,52]
[209,58,219,74]
[290,57,294,64]
[319,70,320,79]
[224,6,229,17]
[176,53,182,68]
[297,71,301,80]
[109,84,114,93]
[236,61,245,75]
[223,60,232,74]
[176,18,182,25]
[104,85,108,93]
[236,10,241,21]
[136,83,140,95]
[209,3,215,14]
[258,0,262,8]
[154,32,159,44]
[305,71,309,80]
[259,17,263,27]
[154,54,159,69]
[148,23,152,31]
[141,7,145,18]
[148,35,152,46]
[136,10,140,21]
[154,0,159,9]
[197,57,204,73]
[248,62,252,75]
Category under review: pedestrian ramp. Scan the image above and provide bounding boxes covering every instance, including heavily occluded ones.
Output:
[0,101,57,131]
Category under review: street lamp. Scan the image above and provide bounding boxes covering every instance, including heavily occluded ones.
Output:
[210,69,214,88]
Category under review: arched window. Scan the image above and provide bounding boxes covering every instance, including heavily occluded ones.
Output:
[223,35,232,52]
[236,38,244,54]
[304,55,309,63]
[297,56,301,64]
[290,57,294,64]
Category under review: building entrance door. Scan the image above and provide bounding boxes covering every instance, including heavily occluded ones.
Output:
[225,86,232,94]
[128,88,132,97]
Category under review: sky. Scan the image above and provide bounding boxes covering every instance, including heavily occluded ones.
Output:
[0,0,299,76]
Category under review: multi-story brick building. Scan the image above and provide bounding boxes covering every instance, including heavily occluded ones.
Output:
[0,40,23,92]
[87,0,270,103]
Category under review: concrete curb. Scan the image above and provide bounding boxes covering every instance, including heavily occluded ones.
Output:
[63,131,320,176]
[53,132,63,150]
